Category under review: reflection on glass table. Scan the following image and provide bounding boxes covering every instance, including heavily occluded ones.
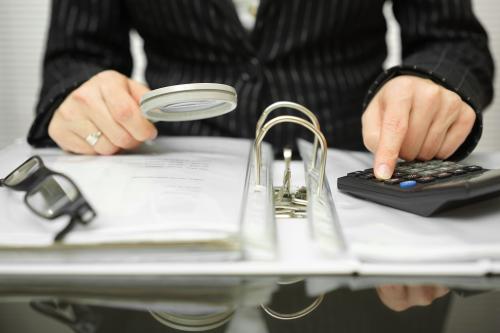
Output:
[0,277,499,333]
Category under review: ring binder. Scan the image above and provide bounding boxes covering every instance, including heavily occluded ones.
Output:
[297,139,346,256]
[253,115,328,195]
[255,101,321,169]
[255,102,325,219]
[250,101,346,257]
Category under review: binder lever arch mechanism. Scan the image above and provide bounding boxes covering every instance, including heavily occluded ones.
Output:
[251,101,346,256]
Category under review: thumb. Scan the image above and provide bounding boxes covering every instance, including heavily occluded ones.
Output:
[127,79,151,104]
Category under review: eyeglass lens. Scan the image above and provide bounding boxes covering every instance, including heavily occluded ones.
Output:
[25,175,79,218]
[4,158,41,187]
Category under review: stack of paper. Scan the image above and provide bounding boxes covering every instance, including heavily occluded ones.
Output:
[0,137,274,262]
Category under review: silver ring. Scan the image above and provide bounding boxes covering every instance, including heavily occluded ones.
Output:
[85,131,102,147]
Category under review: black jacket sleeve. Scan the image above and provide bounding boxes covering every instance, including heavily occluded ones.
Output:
[364,0,495,161]
[28,0,132,147]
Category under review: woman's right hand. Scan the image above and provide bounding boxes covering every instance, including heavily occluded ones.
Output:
[376,284,450,312]
[48,70,158,155]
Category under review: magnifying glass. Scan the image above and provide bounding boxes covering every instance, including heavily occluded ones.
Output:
[140,83,237,122]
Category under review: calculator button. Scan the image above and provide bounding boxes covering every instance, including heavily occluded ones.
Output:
[358,174,375,180]
[452,169,468,175]
[464,165,483,172]
[436,166,454,172]
[417,176,436,183]
[404,174,420,180]
[420,170,437,176]
[399,180,417,189]
[348,171,364,176]
[364,168,374,173]
[384,178,403,185]
[436,172,452,179]
[393,172,406,178]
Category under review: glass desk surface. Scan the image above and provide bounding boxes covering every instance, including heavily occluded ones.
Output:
[0,275,499,333]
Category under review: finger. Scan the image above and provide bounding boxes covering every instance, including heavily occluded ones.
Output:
[376,285,410,312]
[373,90,412,179]
[72,85,142,150]
[69,118,120,156]
[433,286,450,299]
[418,129,447,161]
[417,94,463,161]
[362,95,383,154]
[100,80,157,142]
[60,133,98,155]
[407,286,436,307]
[436,106,476,159]
[48,112,96,155]
[399,85,440,161]
[128,79,151,104]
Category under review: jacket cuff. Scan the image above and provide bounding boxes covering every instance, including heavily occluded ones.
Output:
[27,66,103,147]
[363,66,483,161]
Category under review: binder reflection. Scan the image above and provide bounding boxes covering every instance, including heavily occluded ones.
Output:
[27,279,454,333]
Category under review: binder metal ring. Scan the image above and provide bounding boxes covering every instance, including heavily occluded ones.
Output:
[260,294,325,321]
[254,115,328,194]
[255,102,321,169]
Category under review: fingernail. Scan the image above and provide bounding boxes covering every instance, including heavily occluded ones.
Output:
[150,128,158,140]
[376,163,392,180]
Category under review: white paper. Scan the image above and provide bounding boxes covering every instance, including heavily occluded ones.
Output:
[327,148,500,263]
[0,137,251,247]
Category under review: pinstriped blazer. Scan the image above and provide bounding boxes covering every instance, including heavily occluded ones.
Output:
[29,0,494,159]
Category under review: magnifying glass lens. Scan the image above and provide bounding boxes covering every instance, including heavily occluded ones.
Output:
[161,100,226,113]
[140,83,237,122]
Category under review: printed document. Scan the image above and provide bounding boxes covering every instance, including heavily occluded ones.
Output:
[0,137,251,248]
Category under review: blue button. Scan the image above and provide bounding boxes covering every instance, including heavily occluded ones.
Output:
[399,180,417,189]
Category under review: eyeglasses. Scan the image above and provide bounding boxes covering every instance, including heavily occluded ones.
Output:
[0,156,96,242]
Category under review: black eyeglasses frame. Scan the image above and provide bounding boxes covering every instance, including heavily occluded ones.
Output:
[0,155,96,242]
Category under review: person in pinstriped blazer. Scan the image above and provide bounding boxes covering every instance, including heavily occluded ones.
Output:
[28,0,494,179]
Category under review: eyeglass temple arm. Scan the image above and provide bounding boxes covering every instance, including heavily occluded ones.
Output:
[0,179,4,187]
[54,218,78,243]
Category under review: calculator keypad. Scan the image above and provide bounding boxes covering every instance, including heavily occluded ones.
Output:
[346,160,483,188]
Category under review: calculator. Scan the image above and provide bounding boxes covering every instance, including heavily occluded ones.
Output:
[337,160,500,216]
